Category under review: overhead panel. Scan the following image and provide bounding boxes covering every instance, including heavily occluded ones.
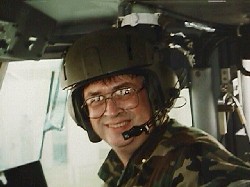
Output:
[0,2,56,61]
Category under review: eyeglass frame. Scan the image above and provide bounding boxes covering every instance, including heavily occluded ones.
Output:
[81,85,145,119]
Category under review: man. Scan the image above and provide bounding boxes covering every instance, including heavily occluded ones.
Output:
[61,27,250,186]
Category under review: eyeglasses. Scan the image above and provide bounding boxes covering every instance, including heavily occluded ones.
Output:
[82,86,144,119]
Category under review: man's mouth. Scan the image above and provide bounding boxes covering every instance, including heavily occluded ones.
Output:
[107,121,129,128]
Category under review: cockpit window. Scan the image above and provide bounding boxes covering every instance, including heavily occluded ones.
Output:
[0,59,66,171]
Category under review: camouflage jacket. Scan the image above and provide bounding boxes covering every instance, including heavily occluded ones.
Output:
[98,119,250,187]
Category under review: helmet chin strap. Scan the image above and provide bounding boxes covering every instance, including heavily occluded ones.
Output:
[122,107,169,140]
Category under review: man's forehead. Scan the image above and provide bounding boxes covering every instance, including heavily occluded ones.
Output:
[87,74,143,87]
[82,74,144,97]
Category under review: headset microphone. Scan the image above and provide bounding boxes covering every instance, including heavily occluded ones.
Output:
[122,122,152,140]
[121,93,178,140]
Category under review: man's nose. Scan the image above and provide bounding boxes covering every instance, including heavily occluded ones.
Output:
[103,98,123,116]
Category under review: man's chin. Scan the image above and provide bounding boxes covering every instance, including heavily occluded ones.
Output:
[108,136,134,148]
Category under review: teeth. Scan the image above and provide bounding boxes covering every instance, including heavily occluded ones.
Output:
[109,121,127,128]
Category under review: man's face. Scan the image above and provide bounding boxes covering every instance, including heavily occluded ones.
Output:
[83,74,152,152]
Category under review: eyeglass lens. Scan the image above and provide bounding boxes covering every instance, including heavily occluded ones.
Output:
[84,87,143,118]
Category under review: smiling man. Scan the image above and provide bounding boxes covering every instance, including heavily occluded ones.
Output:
[61,27,250,186]
[83,74,151,166]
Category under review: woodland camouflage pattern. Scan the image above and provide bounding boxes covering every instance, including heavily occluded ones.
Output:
[98,119,250,187]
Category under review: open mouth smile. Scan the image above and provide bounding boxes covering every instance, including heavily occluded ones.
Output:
[107,121,129,128]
